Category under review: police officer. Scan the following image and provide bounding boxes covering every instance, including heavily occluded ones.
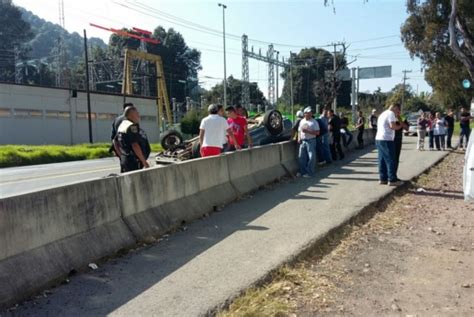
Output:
[110,102,134,156]
[114,106,150,172]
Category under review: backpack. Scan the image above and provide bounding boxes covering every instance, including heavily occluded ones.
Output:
[316,118,328,136]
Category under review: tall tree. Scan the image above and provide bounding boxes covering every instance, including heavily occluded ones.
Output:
[401,0,473,107]
[0,1,33,81]
[203,75,266,106]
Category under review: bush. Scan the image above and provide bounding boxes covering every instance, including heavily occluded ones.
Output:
[181,110,205,136]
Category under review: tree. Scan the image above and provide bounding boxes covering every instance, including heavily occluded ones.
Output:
[280,47,349,110]
[203,76,266,106]
[401,0,473,107]
[0,2,33,81]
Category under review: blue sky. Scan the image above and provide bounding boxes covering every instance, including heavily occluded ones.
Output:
[13,0,430,97]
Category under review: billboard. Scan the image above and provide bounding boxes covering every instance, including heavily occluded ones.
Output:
[358,66,392,79]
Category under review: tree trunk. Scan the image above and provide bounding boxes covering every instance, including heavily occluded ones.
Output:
[449,0,474,81]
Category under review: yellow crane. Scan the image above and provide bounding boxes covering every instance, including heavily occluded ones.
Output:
[122,48,173,129]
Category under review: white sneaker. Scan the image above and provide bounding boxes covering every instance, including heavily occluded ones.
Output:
[296,173,302,177]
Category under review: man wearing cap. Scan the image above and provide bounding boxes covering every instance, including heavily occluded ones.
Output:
[297,107,320,178]
[199,104,240,157]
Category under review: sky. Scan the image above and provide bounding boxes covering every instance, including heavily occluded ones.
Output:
[13,0,430,99]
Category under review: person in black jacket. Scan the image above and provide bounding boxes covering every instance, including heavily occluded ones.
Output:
[444,108,455,149]
[328,109,344,160]
[110,102,134,156]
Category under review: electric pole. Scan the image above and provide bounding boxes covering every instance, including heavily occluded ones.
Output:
[331,42,345,113]
[401,69,412,111]
[275,50,279,104]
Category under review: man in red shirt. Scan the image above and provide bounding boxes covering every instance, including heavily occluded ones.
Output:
[226,106,253,151]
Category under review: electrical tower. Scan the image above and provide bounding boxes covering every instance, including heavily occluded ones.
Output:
[241,34,288,109]
[56,0,67,87]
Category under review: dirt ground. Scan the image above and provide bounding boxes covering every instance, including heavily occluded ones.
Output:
[221,150,473,317]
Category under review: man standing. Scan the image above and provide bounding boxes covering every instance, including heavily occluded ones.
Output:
[226,106,252,151]
[369,109,378,140]
[355,110,365,149]
[292,110,304,140]
[115,106,150,172]
[297,107,320,178]
[376,103,403,186]
[319,109,333,164]
[199,104,240,157]
[444,108,455,149]
[394,109,409,177]
[459,107,472,149]
[328,109,344,160]
[110,102,133,156]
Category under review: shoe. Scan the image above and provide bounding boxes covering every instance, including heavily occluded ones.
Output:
[296,173,302,177]
[388,180,404,187]
[379,180,388,185]
[303,174,312,178]
[318,161,326,166]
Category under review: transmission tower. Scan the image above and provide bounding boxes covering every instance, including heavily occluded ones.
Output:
[241,35,250,109]
[267,44,275,107]
[56,0,67,87]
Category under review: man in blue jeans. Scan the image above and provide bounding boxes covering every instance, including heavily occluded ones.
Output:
[297,107,320,178]
[376,103,403,186]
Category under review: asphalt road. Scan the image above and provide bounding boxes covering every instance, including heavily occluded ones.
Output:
[0,157,121,198]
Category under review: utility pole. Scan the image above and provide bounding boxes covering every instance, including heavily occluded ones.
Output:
[83,29,93,144]
[331,42,345,113]
[218,3,227,107]
[401,69,412,111]
[289,51,294,123]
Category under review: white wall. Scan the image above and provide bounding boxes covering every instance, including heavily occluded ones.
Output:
[0,83,161,145]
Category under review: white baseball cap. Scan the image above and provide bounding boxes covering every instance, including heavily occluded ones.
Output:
[303,107,312,114]
[296,110,304,118]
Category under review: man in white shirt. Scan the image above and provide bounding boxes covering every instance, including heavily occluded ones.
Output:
[297,107,320,178]
[376,103,403,186]
[199,104,240,157]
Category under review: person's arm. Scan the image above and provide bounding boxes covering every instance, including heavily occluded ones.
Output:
[131,143,149,168]
[112,138,121,158]
[244,125,253,148]
[227,128,241,150]
[199,129,205,146]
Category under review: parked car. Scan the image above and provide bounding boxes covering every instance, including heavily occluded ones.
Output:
[405,112,419,136]
[156,109,292,164]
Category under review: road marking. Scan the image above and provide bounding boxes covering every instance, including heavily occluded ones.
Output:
[0,166,119,185]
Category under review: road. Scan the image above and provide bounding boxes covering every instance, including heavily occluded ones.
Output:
[0,158,121,198]
[5,137,450,316]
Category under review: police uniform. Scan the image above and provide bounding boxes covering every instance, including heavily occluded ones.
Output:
[116,119,150,172]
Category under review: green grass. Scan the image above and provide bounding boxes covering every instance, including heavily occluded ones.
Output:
[0,143,163,168]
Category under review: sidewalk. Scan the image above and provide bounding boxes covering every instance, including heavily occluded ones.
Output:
[10,138,448,316]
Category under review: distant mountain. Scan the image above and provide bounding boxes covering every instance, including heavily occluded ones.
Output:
[19,8,107,64]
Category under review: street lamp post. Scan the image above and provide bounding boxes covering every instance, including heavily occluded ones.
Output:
[218,3,227,107]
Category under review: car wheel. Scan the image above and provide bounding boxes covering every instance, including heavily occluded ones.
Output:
[263,109,283,136]
[161,130,184,150]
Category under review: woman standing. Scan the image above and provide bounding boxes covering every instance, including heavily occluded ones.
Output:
[433,112,447,151]
[416,113,429,150]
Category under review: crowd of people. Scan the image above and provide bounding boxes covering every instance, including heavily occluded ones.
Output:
[109,100,471,181]
[414,107,471,151]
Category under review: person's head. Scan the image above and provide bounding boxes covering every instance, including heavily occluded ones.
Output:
[208,104,219,115]
[389,103,401,116]
[435,112,441,119]
[371,109,377,116]
[303,107,313,119]
[448,108,453,115]
[461,107,466,113]
[296,110,304,119]
[328,109,335,117]
[225,106,237,119]
[420,112,425,119]
[123,102,134,110]
[217,104,225,116]
[430,112,435,119]
[235,105,244,116]
[358,110,363,117]
[124,106,139,123]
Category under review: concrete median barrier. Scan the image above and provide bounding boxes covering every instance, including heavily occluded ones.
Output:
[0,178,135,308]
[0,133,374,309]
[118,154,238,241]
